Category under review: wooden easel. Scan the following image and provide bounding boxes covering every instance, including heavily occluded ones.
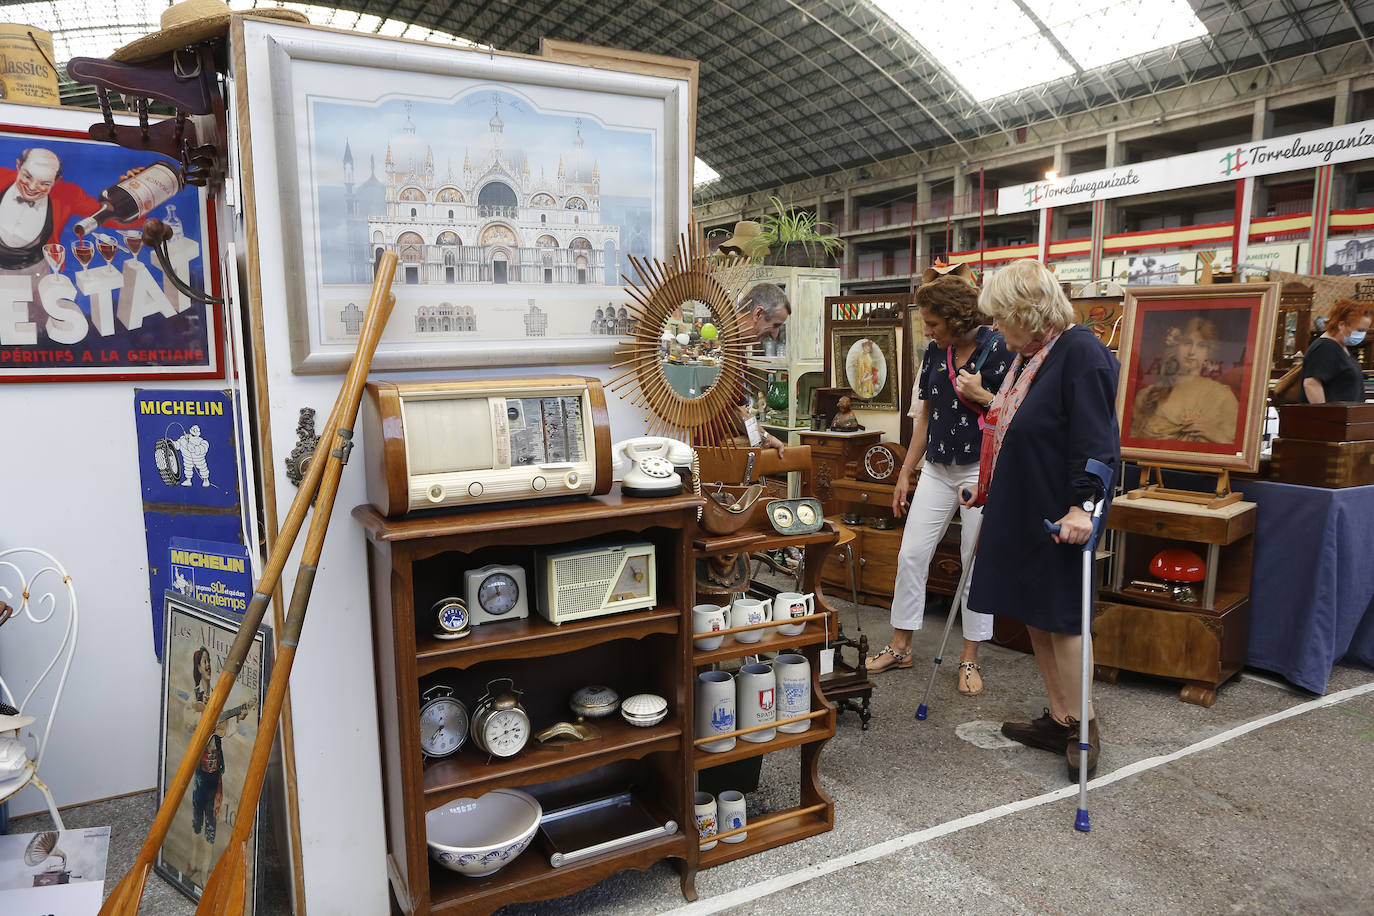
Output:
[1127,463,1242,508]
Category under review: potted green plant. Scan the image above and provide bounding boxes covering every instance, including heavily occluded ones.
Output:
[757,196,844,268]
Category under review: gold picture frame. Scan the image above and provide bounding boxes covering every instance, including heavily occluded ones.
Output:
[1117,283,1279,473]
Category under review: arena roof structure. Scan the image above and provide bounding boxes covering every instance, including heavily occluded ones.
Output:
[21,0,1374,201]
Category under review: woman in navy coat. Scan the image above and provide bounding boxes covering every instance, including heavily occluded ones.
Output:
[962,259,1120,777]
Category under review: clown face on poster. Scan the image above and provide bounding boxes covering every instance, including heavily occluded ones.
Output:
[0,112,220,382]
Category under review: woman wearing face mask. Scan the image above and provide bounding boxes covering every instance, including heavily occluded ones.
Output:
[1129,316,1239,444]
[1301,299,1373,404]
[958,259,1120,778]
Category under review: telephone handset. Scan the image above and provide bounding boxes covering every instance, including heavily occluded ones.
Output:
[615,437,699,499]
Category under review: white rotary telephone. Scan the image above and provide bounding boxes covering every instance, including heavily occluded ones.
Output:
[614,437,698,498]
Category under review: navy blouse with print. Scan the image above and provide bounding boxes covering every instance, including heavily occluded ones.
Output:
[917,325,1012,466]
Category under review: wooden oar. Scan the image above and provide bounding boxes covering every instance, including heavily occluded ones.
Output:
[99,252,398,916]
[196,254,398,915]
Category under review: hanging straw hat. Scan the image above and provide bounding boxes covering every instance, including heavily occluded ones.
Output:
[717,220,770,259]
[921,261,976,286]
[112,0,309,63]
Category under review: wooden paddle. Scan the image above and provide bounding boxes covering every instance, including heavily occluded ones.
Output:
[99,252,398,916]
[195,254,398,914]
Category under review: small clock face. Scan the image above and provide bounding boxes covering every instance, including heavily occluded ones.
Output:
[435,600,468,634]
[478,573,520,616]
[771,505,794,528]
[864,446,897,480]
[482,708,529,757]
[796,503,818,526]
[420,698,468,758]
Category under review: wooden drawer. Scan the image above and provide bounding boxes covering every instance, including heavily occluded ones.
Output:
[1278,403,1374,442]
[1271,437,1374,488]
[858,527,902,596]
[821,536,857,590]
[1108,496,1256,545]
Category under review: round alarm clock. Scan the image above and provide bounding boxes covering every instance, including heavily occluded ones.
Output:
[431,597,470,640]
[419,685,469,759]
[464,564,530,626]
[860,442,908,482]
[470,678,532,758]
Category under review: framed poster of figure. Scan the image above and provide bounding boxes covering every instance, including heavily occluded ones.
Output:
[232,17,693,373]
[1117,283,1279,473]
[828,325,900,411]
[0,104,222,382]
[156,591,272,912]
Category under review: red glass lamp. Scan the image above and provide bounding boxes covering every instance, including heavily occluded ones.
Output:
[1149,548,1205,603]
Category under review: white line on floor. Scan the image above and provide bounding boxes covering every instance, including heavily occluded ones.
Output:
[667,678,1374,915]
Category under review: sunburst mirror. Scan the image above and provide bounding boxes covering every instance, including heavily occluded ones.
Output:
[609,227,766,446]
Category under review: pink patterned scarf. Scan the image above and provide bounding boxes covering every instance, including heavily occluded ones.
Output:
[974,328,1063,503]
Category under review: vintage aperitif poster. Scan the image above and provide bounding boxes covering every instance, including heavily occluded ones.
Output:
[0,114,221,381]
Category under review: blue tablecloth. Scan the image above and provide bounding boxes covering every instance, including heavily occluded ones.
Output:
[1127,467,1374,693]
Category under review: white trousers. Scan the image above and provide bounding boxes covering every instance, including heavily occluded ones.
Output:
[889,459,994,642]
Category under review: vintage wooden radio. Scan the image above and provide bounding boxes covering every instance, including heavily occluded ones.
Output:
[361,376,613,516]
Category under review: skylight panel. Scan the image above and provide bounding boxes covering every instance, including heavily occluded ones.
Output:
[872,0,1206,101]
[1030,0,1207,71]
[694,158,721,187]
[872,0,1073,101]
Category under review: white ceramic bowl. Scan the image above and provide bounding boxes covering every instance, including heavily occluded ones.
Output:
[620,693,668,727]
[425,788,542,877]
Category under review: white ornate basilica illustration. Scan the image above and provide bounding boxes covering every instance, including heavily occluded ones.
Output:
[346,96,621,288]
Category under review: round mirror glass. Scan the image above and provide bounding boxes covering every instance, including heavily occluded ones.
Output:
[658,298,723,398]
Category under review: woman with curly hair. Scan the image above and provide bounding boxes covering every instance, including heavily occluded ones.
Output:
[866,274,1011,697]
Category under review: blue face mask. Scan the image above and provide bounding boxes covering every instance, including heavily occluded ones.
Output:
[1347,330,1367,347]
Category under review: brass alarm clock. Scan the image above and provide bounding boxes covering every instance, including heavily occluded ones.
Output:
[860,442,908,482]
[419,685,469,759]
[470,678,532,758]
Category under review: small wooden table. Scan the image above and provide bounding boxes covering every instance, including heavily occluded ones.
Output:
[1094,496,1257,707]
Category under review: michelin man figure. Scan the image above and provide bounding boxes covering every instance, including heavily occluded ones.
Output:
[174,425,211,487]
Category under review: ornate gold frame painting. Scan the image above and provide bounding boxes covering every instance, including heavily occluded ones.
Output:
[828,326,899,411]
[1117,283,1278,473]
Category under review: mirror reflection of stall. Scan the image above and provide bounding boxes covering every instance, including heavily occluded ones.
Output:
[656,298,726,399]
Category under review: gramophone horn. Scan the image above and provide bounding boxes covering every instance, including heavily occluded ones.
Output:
[23,831,67,869]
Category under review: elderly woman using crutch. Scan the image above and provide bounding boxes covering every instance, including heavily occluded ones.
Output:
[960,259,1120,777]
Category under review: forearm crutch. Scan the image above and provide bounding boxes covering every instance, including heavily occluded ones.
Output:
[99,252,398,916]
[1044,458,1113,833]
[915,491,979,721]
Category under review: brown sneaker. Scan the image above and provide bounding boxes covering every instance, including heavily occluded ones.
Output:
[1001,708,1072,752]
[1065,717,1100,777]
[867,645,913,674]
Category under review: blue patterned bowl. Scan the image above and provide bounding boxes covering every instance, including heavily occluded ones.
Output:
[425,788,542,877]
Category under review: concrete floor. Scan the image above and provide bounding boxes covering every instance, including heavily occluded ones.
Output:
[17,589,1374,915]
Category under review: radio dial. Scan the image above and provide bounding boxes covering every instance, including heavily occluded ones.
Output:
[468,482,484,497]
[427,484,445,503]
[532,476,547,492]
[565,471,580,488]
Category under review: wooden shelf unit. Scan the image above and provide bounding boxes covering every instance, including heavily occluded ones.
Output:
[691,519,837,866]
[356,491,704,915]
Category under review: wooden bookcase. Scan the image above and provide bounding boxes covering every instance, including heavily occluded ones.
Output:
[355,491,702,915]
[690,524,838,866]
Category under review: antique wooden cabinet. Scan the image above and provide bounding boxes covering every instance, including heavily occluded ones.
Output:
[820,476,963,608]
[796,430,882,514]
[1093,496,1257,707]
[355,491,701,915]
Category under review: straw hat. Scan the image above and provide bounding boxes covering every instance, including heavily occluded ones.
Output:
[921,261,976,285]
[717,221,770,259]
[112,0,309,63]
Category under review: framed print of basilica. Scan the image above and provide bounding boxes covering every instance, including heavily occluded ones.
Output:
[232,18,694,373]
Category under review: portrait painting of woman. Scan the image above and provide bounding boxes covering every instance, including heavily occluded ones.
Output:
[1129,316,1239,444]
